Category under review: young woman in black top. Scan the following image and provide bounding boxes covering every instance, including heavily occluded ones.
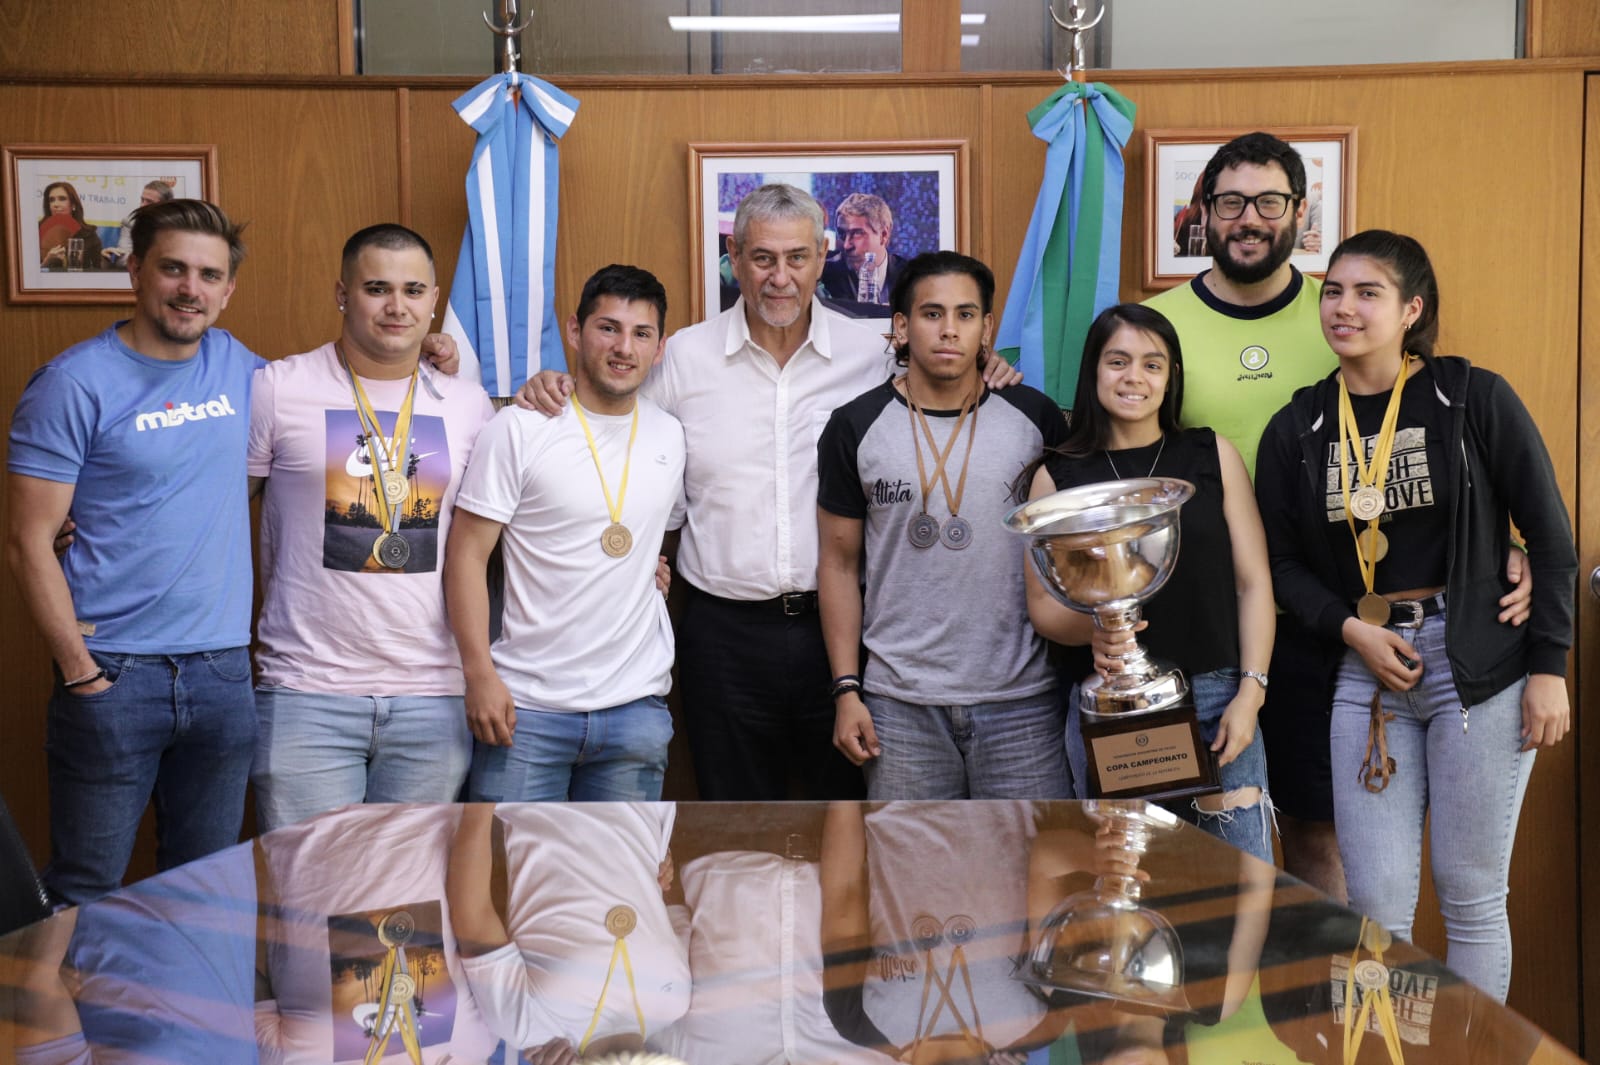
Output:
[1254,230,1575,1002]
[1023,303,1277,863]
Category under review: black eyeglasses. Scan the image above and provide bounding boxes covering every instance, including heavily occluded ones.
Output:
[1205,191,1296,220]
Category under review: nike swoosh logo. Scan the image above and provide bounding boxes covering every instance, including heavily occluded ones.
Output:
[344,446,440,477]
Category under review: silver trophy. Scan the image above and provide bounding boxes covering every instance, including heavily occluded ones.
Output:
[1020,801,1190,1013]
[1005,477,1218,800]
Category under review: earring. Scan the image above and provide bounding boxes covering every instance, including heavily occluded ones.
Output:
[338,304,346,312]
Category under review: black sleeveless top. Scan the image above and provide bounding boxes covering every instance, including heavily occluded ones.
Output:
[1044,427,1241,680]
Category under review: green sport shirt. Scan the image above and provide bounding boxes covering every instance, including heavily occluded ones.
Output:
[1144,268,1337,477]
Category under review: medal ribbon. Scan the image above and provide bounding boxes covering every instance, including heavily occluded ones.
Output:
[904,380,980,521]
[1341,918,1406,1065]
[904,944,987,1063]
[577,933,648,1053]
[363,944,425,1065]
[571,397,639,532]
[1336,358,1410,603]
[340,349,421,537]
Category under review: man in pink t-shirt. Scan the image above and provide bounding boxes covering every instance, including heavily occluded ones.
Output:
[246,224,494,831]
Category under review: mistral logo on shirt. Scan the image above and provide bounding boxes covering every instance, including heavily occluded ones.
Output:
[134,394,239,432]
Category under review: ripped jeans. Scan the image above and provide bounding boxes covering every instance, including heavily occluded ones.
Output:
[1067,667,1274,864]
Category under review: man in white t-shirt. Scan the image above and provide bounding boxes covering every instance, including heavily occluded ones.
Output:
[247,223,495,831]
[445,265,686,801]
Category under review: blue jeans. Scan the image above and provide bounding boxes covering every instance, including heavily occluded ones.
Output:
[251,687,471,832]
[43,647,256,904]
[1066,669,1273,864]
[466,695,673,801]
[1329,609,1533,1002]
[862,691,1071,800]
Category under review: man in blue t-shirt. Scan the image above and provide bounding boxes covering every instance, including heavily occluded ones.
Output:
[6,199,262,905]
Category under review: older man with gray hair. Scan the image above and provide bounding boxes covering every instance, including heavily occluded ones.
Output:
[523,184,1017,800]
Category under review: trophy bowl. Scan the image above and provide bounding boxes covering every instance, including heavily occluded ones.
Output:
[1004,477,1193,619]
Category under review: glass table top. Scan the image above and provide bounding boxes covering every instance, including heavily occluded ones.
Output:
[0,800,1580,1064]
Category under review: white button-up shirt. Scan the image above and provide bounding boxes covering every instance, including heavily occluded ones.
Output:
[647,297,893,600]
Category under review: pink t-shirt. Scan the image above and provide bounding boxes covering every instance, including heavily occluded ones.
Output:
[248,343,494,694]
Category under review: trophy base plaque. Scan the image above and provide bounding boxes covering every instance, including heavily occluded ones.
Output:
[1079,692,1220,802]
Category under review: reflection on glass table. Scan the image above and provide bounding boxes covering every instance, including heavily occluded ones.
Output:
[0,801,1581,1065]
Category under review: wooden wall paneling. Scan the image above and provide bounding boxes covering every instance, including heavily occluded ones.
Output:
[901,0,963,73]
[338,0,358,75]
[0,0,341,77]
[1579,70,1600,1061]
[1526,0,1600,58]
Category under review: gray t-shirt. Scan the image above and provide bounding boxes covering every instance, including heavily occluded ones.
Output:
[817,380,1064,704]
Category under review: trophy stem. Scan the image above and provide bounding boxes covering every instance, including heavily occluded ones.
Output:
[1091,603,1157,685]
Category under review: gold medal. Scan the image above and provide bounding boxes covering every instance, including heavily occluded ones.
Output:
[1354,959,1390,991]
[601,522,633,558]
[1357,592,1391,626]
[1361,922,1394,953]
[382,469,409,505]
[1349,485,1385,522]
[1358,526,1389,562]
[572,398,641,564]
[605,904,637,938]
[388,972,417,1000]
[377,910,415,947]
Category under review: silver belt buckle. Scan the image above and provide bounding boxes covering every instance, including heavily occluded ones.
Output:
[1390,600,1426,629]
[780,593,809,616]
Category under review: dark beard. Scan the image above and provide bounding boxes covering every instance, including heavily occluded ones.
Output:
[1207,220,1297,286]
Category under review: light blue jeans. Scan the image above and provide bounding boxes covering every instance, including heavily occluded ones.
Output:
[251,686,471,832]
[466,695,674,802]
[1066,669,1274,864]
[862,690,1072,800]
[44,648,256,904]
[1329,609,1533,1003]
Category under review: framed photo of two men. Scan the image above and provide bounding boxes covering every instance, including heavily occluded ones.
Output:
[3,142,218,304]
[688,139,969,322]
[1143,126,1356,290]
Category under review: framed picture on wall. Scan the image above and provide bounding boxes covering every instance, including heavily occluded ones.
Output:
[688,140,969,322]
[3,143,219,304]
[1143,127,1355,289]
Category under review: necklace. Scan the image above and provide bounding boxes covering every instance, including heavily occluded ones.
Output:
[1104,435,1166,480]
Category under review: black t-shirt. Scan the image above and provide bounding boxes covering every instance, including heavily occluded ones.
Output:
[1044,427,1241,681]
[1316,365,1452,597]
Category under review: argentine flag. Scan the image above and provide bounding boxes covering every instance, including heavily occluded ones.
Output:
[442,73,579,397]
[995,82,1135,408]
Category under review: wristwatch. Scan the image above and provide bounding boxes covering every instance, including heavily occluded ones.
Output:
[1241,670,1269,691]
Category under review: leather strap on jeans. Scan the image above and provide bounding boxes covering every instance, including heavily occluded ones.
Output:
[1359,686,1397,794]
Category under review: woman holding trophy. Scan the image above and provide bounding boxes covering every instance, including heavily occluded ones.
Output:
[1254,230,1575,1002]
[1021,303,1277,864]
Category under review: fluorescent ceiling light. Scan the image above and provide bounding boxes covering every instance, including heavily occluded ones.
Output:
[668,13,987,34]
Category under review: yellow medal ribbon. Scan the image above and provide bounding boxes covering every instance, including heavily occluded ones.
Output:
[340,348,421,536]
[1341,918,1406,1065]
[1337,357,1411,600]
[364,944,425,1065]
[571,396,639,533]
[577,932,648,1053]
